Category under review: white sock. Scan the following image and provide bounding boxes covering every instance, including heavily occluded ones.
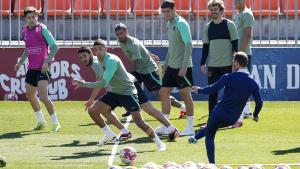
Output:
[50,113,59,125]
[35,110,46,123]
[166,124,176,133]
[180,104,186,112]
[102,125,114,136]
[121,128,130,134]
[152,134,162,145]
[187,116,194,128]
[237,114,243,123]
[243,102,251,115]
[163,114,170,120]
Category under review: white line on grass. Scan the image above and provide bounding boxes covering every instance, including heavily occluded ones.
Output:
[108,116,132,167]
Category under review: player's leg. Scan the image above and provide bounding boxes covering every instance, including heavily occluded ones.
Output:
[88,99,119,146]
[176,67,194,136]
[207,67,220,116]
[37,77,60,132]
[25,70,46,130]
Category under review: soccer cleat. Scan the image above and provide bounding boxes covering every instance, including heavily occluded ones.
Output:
[117,132,132,141]
[231,121,243,128]
[168,129,180,141]
[179,127,195,136]
[188,136,198,144]
[97,134,117,146]
[154,125,169,135]
[178,110,187,119]
[52,123,61,132]
[31,122,47,131]
[157,142,167,152]
[243,112,253,119]
[121,111,131,117]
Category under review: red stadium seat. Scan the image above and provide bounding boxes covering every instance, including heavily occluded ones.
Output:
[102,0,130,16]
[192,0,209,16]
[175,0,191,16]
[132,0,160,16]
[73,0,101,16]
[282,0,300,16]
[46,0,71,16]
[251,0,279,16]
[13,0,42,16]
[223,0,250,16]
[0,0,10,16]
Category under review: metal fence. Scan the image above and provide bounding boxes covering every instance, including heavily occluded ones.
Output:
[0,0,299,47]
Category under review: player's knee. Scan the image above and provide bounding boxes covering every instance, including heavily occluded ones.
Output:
[25,93,35,101]
[135,119,146,129]
[39,96,49,103]
[159,89,169,99]
[180,90,191,100]
[88,108,97,116]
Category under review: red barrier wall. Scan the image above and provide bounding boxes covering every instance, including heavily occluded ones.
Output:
[0,47,133,101]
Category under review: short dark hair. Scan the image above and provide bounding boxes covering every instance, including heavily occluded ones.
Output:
[208,0,225,12]
[234,51,248,67]
[78,46,93,55]
[24,6,38,17]
[114,23,127,32]
[93,39,106,47]
[161,0,175,9]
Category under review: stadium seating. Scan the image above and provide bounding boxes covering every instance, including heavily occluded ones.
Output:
[102,0,131,16]
[282,0,300,16]
[73,0,101,16]
[175,0,191,16]
[192,0,209,16]
[46,0,71,16]
[13,0,42,16]
[251,0,279,16]
[0,0,11,16]
[132,0,160,16]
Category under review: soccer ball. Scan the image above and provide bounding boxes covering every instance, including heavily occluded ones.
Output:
[119,147,137,165]
[4,92,18,101]
[0,156,6,168]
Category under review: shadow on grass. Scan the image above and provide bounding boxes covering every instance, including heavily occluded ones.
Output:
[272,147,300,155]
[0,130,48,139]
[45,140,98,147]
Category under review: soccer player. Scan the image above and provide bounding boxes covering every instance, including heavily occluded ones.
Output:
[114,23,187,120]
[77,46,132,146]
[233,0,255,127]
[159,0,195,136]
[200,0,238,119]
[14,7,60,132]
[72,39,167,151]
[188,52,263,164]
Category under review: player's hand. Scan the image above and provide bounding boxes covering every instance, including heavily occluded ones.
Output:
[191,86,200,93]
[14,63,21,72]
[151,54,160,62]
[41,63,49,74]
[253,116,259,122]
[84,99,94,111]
[200,65,207,74]
[72,78,85,89]
[178,67,187,77]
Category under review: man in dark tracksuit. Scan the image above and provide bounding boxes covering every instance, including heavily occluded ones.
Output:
[200,0,238,116]
[189,52,263,164]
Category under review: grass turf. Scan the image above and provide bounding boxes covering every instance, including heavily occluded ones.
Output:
[0,101,299,168]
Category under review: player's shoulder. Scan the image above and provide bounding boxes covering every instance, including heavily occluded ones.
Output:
[225,18,235,25]
[176,16,189,27]
[243,8,254,16]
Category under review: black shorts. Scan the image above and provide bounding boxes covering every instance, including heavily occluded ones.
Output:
[161,66,193,89]
[134,82,149,104]
[131,71,161,91]
[25,69,51,87]
[99,92,140,112]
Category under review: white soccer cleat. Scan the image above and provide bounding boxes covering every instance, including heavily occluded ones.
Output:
[154,125,169,135]
[97,134,117,146]
[179,127,195,136]
[157,142,167,152]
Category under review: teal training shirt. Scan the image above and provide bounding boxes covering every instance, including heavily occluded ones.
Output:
[119,36,158,74]
[166,15,193,69]
[82,53,137,95]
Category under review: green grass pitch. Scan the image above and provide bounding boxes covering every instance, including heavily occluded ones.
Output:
[0,101,299,168]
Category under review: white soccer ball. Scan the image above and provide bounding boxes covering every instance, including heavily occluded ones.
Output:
[119,147,137,165]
